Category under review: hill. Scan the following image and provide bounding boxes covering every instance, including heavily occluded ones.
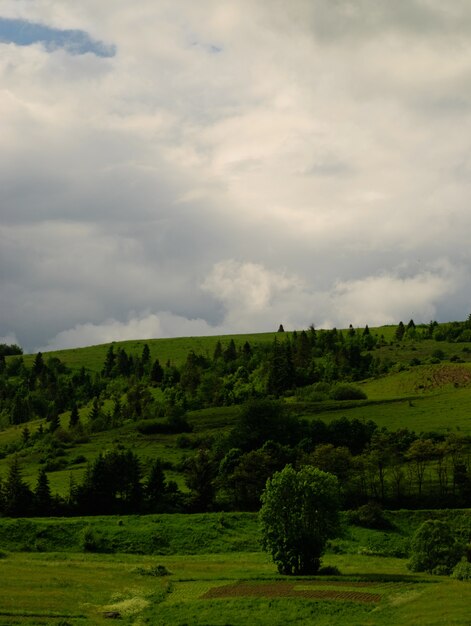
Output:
[1,320,471,514]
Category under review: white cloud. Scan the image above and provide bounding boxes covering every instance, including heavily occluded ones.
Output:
[0,1,471,350]
[36,311,217,352]
[327,263,459,327]
[36,257,464,351]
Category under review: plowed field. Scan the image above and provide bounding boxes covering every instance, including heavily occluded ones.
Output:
[202,581,382,603]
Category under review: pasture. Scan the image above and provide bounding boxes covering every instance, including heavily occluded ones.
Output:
[0,546,470,625]
[0,511,469,624]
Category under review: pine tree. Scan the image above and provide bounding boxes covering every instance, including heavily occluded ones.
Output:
[213,341,223,361]
[48,412,60,433]
[102,345,116,377]
[69,403,80,429]
[10,394,30,425]
[150,358,164,384]
[223,339,237,363]
[146,459,167,511]
[112,398,123,425]
[141,343,151,365]
[3,457,32,516]
[88,397,101,422]
[32,351,45,378]
[395,321,405,341]
[34,468,53,516]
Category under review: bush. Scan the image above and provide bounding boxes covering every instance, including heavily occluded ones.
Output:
[408,519,463,575]
[330,385,367,401]
[317,565,341,576]
[451,559,471,581]
[347,502,392,530]
[135,564,171,577]
[81,526,110,553]
[136,415,192,435]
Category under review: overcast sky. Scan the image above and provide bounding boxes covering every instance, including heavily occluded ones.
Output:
[1,1,471,353]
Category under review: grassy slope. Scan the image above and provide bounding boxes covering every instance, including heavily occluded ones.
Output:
[16,331,282,371]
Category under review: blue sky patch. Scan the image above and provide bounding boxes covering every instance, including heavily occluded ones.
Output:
[0,17,116,57]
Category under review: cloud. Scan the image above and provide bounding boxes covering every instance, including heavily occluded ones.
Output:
[0,1,471,351]
[39,258,461,351]
[327,263,459,328]
[36,312,217,352]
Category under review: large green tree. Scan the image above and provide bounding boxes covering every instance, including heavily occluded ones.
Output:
[260,465,341,575]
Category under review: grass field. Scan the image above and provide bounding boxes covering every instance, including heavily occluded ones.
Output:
[0,548,469,625]
[0,511,469,624]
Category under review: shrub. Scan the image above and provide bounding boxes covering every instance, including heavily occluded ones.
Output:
[330,385,367,401]
[80,526,110,553]
[347,502,391,530]
[317,565,341,576]
[451,559,471,581]
[136,564,171,577]
[136,415,192,435]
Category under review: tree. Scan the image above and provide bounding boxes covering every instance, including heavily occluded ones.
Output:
[259,465,341,575]
[145,459,167,511]
[3,457,32,517]
[229,399,304,451]
[406,439,435,497]
[408,519,463,575]
[69,403,80,429]
[395,321,405,341]
[185,449,216,512]
[34,468,53,516]
[150,358,164,384]
[102,345,116,377]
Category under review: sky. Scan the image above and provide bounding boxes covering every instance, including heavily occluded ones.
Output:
[1,1,471,353]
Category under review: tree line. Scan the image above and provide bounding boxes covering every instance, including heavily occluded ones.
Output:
[2,399,470,518]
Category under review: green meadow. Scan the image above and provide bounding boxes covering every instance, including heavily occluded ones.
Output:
[0,511,470,625]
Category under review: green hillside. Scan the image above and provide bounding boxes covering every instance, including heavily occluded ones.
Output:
[1,319,471,510]
[2,322,471,624]
[16,331,283,371]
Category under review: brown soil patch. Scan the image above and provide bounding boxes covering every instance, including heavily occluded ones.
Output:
[415,365,471,392]
[202,581,381,603]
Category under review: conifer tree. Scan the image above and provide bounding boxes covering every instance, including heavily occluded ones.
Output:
[102,345,116,377]
[146,459,167,510]
[141,343,151,365]
[3,457,32,517]
[34,468,53,516]
[69,403,80,429]
[150,358,164,384]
